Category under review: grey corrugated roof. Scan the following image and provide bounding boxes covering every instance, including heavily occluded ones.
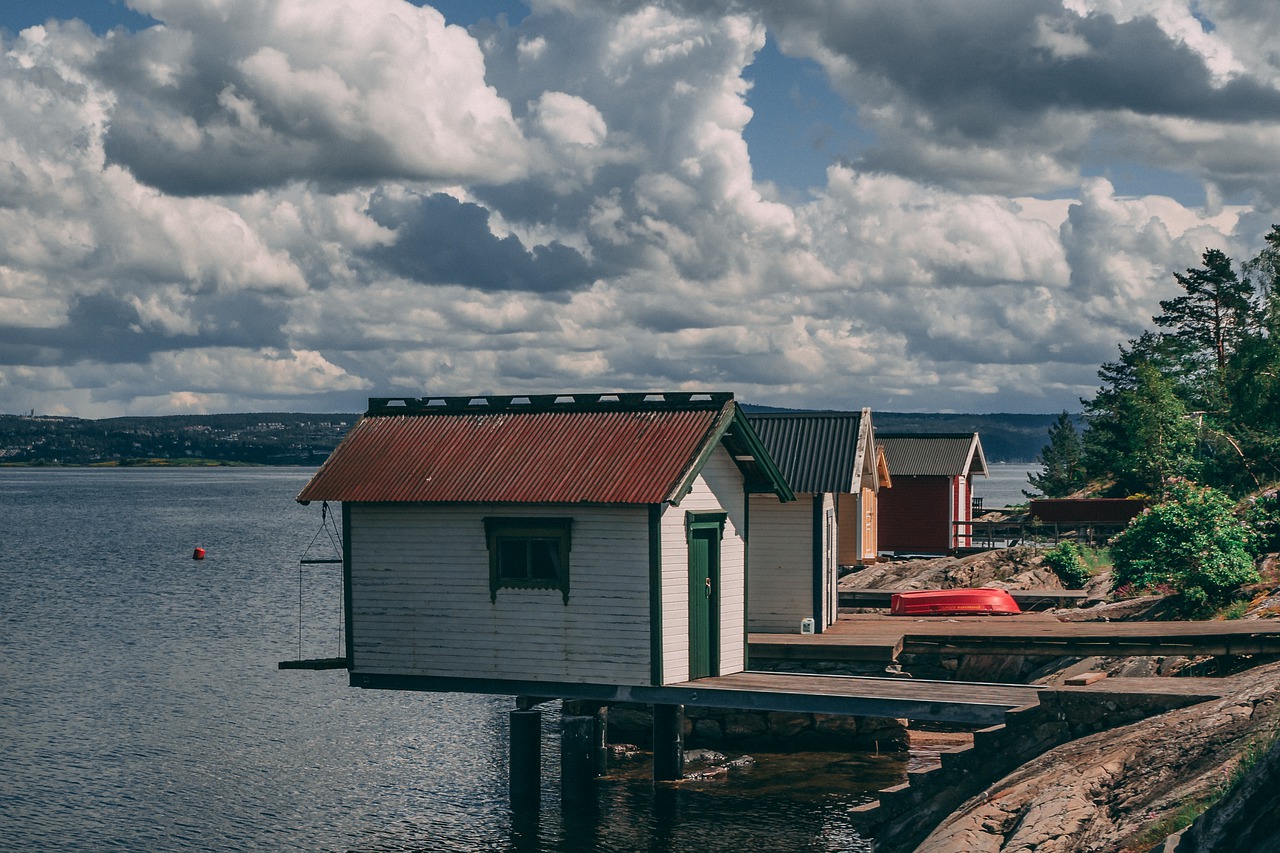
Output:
[876,433,988,477]
[746,411,866,494]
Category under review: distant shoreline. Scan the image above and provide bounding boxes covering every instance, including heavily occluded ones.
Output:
[0,458,264,468]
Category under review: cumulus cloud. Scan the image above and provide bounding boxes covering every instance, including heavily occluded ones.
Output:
[0,0,1277,417]
[759,0,1280,195]
[99,0,529,194]
[365,190,597,294]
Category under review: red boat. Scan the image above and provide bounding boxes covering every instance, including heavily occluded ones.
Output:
[889,588,1021,616]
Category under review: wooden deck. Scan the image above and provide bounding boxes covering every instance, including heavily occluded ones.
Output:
[750,612,1280,662]
[670,671,1042,725]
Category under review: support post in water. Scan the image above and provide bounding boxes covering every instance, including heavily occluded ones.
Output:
[652,703,684,782]
[509,707,542,811]
[560,709,597,804]
[592,705,608,777]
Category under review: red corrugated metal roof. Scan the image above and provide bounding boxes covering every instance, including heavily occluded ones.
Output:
[297,403,728,505]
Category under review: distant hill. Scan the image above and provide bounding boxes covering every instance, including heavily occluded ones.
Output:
[0,412,356,466]
[2,408,1071,466]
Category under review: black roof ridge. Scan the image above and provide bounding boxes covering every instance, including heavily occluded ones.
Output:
[366,392,733,415]
[746,410,864,418]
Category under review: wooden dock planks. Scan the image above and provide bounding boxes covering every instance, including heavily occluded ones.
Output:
[749,613,1280,662]
[672,671,1043,724]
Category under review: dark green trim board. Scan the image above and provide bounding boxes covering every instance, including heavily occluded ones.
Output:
[342,502,354,666]
[683,510,728,537]
[742,486,751,671]
[649,503,663,686]
[686,511,725,680]
[670,402,795,505]
[812,495,824,634]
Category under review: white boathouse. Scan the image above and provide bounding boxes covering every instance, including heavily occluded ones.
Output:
[294,392,793,694]
[745,409,887,633]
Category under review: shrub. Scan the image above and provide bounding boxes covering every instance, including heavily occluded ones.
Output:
[1110,479,1259,609]
[1242,489,1280,556]
[1044,541,1092,589]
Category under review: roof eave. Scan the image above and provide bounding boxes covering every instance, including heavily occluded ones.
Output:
[668,401,794,504]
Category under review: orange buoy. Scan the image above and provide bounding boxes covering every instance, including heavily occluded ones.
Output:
[193,547,206,560]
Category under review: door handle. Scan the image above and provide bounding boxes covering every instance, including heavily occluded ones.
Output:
[705,577,712,598]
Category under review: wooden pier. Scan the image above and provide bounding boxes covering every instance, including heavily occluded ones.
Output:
[750,612,1280,662]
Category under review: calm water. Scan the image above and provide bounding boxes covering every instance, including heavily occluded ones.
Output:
[973,462,1041,510]
[0,468,896,852]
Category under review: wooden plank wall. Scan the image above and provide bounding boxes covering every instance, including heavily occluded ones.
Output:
[747,494,812,633]
[349,503,651,684]
[660,446,747,684]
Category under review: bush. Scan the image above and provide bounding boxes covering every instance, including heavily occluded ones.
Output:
[1110,479,1259,610]
[1044,541,1092,589]
[1242,489,1280,556]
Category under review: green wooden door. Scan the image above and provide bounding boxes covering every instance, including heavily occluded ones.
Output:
[688,526,720,680]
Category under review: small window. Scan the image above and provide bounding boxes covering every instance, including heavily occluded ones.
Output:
[484,517,572,603]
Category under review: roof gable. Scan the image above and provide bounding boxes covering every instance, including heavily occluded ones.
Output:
[876,432,989,478]
[297,392,792,505]
[746,410,872,494]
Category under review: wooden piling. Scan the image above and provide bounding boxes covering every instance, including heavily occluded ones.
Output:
[561,712,597,804]
[592,706,608,777]
[509,708,542,811]
[652,703,684,782]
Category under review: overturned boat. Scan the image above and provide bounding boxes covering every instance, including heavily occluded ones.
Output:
[889,588,1021,616]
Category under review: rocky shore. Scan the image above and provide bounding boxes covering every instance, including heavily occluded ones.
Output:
[847,547,1280,852]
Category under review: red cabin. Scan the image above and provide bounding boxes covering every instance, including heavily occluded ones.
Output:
[876,433,988,555]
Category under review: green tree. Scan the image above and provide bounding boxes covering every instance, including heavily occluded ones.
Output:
[1083,348,1199,495]
[1110,479,1258,611]
[1241,225,1280,329]
[1026,411,1085,497]
[1220,225,1280,487]
[1082,332,1184,489]
[1079,229,1280,496]
[1154,248,1253,408]
[1118,364,1201,494]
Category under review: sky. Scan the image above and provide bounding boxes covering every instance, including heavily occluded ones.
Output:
[2,0,1279,418]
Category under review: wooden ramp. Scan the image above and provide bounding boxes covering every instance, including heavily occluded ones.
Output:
[751,613,1280,662]
[671,671,1042,725]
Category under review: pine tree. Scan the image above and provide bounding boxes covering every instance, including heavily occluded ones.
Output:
[1154,248,1252,407]
[1026,411,1085,497]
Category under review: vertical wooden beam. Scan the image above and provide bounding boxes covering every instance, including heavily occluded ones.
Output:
[592,706,608,777]
[341,502,353,665]
[742,490,751,671]
[649,504,664,686]
[812,495,824,634]
[509,708,542,811]
[652,704,684,782]
[560,711,596,805]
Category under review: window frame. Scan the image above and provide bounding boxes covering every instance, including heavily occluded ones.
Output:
[483,517,573,604]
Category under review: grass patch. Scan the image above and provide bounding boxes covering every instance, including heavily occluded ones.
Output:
[1122,725,1280,851]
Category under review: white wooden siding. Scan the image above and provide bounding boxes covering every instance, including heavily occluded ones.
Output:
[748,492,840,631]
[658,445,746,684]
[822,493,837,627]
[748,494,813,632]
[348,503,651,685]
